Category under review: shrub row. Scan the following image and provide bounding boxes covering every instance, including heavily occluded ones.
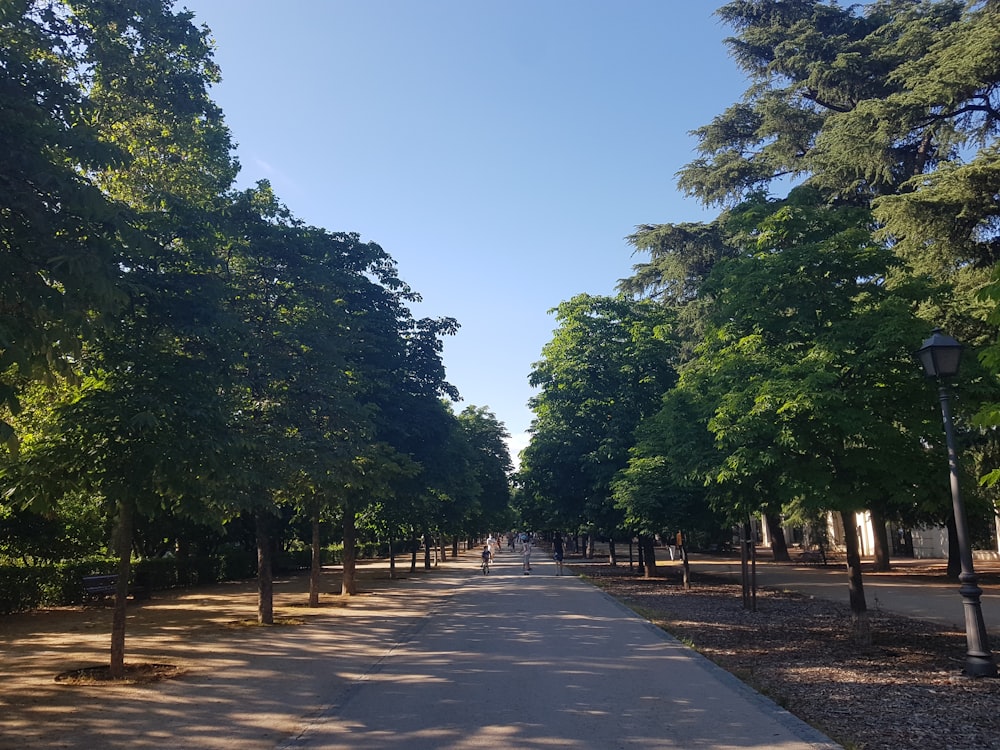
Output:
[0,545,346,614]
[0,540,412,614]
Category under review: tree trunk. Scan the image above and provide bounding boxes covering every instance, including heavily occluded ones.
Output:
[423,530,432,569]
[438,536,446,563]
[763,512,791,562]
[840,510,870,645]
[869,507,891,572]
[410,531,418,573]
[640,536,657,578]
[256,511,274,625]
[109,496,135,679]
[740,521,752,610]
[309,509,321,607]
[608,538,617,567]
[176,536,191,586]
[389,535,396,579]
[586,534,594,559]
[679,532,691,589]
[452,537,459,558]
[341,501,357,595]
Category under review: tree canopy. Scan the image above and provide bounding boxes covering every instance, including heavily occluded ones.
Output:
[0,0,513,670]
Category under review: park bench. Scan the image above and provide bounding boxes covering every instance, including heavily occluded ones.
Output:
[797,549,827,565]
[81,574,149,602]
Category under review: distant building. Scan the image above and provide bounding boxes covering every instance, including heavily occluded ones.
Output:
[758,511,1000,561]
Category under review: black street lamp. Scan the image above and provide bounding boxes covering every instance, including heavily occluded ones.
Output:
[916,328,997,678]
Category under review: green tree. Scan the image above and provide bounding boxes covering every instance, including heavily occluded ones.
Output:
[613,385,729,576]
[0,1,136,445]
[365,340,463,580]
[217,183,425,614]
[678,2,1000,343]
[680,0,1000,354]
[0,0,241,679]
[688,190,935,639]
[680,0,974,206]
[520,294,676,563]
[683,0,1000,568]
[457,405,513,535]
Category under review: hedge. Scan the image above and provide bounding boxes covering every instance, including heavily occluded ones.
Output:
[0,542,392,614]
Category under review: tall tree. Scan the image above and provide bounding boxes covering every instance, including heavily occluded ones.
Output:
[457,405,513,534]
[218,183,424,616]
[683,0,1000,563]
[686,189,937,639]
[520,294,676,562]
[0,0,135,444]
[362,323,462,583]
[0,0,239,678]
[680,1,1000,345]
[679,0,972,206]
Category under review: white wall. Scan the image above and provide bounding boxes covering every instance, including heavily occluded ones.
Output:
[910,526,949,559]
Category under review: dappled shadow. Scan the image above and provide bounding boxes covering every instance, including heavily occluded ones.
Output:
[275,555,836,749]
[0,560,460,750]
[1,552,836,749]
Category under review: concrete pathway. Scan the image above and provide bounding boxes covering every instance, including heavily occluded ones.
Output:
[678,552,1000,637]
[278,554,840,750]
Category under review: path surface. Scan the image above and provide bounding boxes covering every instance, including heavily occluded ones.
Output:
[680,552,1000,636]
[279,554,839,750]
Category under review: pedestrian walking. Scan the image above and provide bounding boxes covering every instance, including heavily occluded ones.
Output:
[553,532,564,576]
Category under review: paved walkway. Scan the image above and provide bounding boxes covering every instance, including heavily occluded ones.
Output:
[278,553,840,750]
[676,550,1000,637]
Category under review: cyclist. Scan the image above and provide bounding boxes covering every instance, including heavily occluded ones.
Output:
[481,545,491,574]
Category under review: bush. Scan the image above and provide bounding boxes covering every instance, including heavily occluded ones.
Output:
[133,557,179,592]
[0,565,51,613]
[275,547,310,574]
[0,540,397,614]
[216,546,257,581]
[0,557,116,613]
[0,547,264,614]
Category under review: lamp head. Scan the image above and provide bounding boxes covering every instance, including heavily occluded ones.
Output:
[916,328,962,378]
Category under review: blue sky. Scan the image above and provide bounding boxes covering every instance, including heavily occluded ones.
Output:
[178,1,750,461]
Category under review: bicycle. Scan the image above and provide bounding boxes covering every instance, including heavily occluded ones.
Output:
[481,558,490,575]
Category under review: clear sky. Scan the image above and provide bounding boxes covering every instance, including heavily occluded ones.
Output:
[177,0,750,462]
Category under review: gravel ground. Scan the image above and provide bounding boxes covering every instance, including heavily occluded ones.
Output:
[573,561,1000,750]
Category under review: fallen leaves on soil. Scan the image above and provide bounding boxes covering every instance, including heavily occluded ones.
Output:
[223,616,305,628]
[54,663,185,685]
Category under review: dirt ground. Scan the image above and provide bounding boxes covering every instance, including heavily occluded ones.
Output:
[0,559,458,750]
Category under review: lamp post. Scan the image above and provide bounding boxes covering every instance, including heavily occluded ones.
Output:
[916,328,997,677]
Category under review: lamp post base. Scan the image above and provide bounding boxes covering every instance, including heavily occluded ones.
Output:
[960,576,997,678]
[963,657,997,678]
